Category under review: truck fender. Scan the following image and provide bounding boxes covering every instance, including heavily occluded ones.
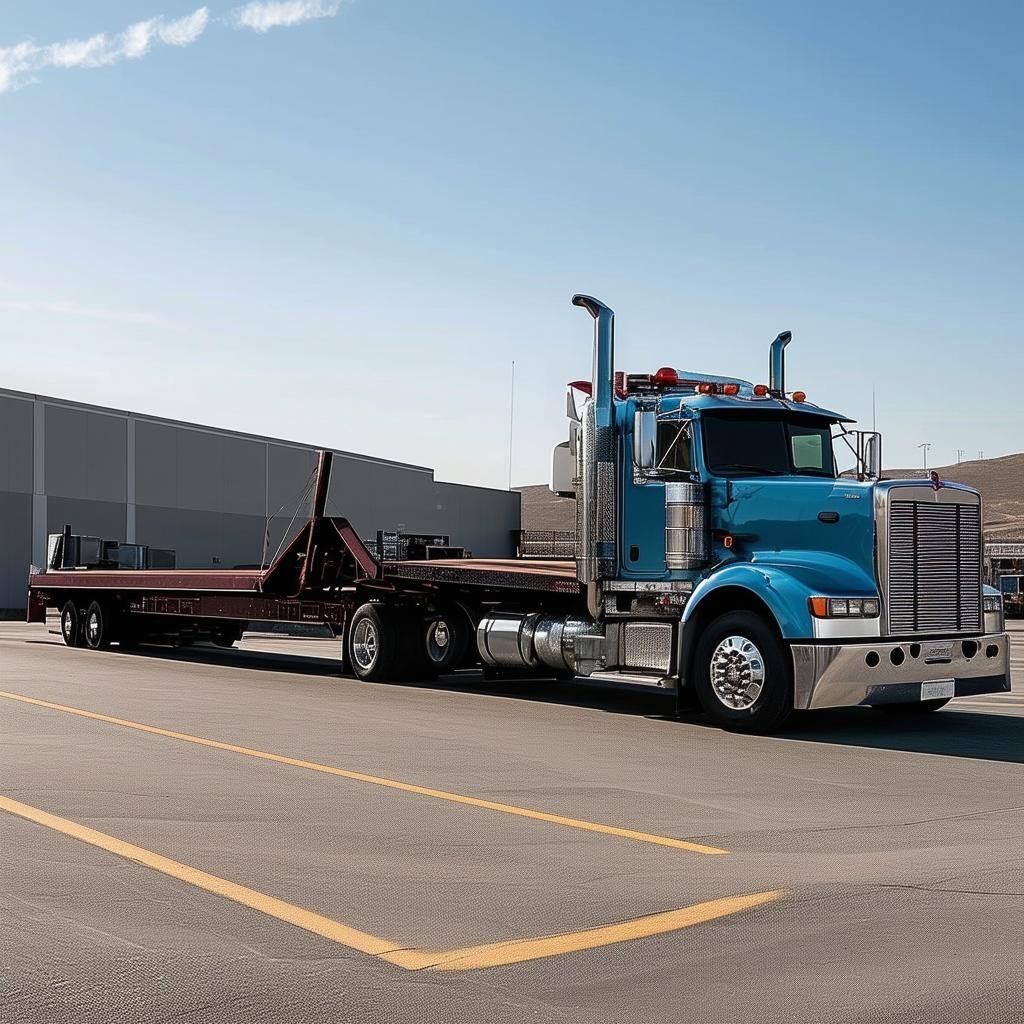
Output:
[675,564,819,704]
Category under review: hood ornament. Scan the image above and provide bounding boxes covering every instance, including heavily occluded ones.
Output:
[930,470,944,491]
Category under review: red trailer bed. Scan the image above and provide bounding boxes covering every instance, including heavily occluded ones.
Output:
[384,558,579,594]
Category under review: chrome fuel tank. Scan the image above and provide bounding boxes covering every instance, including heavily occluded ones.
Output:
[665,481,707,569]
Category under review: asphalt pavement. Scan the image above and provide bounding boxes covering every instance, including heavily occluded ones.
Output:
[1,618,1022,1023]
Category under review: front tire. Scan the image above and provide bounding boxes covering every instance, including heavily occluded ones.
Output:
[693,611,793,733]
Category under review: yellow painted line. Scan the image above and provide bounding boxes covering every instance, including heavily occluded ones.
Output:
[0,794,397,958]
[385,890,783,971]
[0,689,726,856]
[0,794,778,972]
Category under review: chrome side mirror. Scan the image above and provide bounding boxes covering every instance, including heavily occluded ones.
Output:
[566,387,581,423]
[633,410,657,472]
[550,441,575,496]
[858,431,882,481]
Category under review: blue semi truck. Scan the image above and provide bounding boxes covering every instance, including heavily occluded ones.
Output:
[540,294,1010,730]
[28,294,1011,732]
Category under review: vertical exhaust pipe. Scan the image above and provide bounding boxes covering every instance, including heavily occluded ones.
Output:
[571,295,617,610]
[769,331,791,396]
[572,294,615,427]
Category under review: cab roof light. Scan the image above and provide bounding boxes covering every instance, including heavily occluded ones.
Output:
[696,382,717,395]
[722,383,740,396]
[792,391,807,403]
[652,366,679,387]
[753,384,769,397]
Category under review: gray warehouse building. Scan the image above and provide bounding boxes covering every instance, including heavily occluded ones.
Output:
[0,386,520,615]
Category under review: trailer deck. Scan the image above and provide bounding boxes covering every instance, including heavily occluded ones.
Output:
[383,558,580,594]
[30,561,580,598]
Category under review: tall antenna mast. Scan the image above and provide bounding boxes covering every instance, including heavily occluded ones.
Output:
[507,359,515,490]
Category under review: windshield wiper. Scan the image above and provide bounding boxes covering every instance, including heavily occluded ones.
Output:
[711,463,783,476]
[791,468,835,478]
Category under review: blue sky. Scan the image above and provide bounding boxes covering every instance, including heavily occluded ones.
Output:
[1,1,1021,489]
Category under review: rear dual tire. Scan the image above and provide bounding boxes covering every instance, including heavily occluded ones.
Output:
[60,601,83,647]
[347,603,473,682]
[60,599,131,650]
[83,601,112,650]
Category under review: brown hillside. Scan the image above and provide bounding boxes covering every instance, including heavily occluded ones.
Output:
[518,453,1024,539]
[885,454,1024,538]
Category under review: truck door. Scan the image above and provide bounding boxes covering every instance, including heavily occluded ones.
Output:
[620,418,694,578]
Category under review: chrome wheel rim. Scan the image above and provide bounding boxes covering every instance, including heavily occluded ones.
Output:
[426,619,450,663]
[86,611,100,646]
[61,608,74,641]
[710,635,765,710]
[351,619,378,670]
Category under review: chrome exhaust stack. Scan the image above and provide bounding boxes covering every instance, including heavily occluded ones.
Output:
[769,330,792,396]
[571,294,617,614]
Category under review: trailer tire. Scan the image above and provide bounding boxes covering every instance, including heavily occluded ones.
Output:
[422,608,471,676]
[83,601,113,650]
[212,624,242,649]
[347,603,402,682]
[60,601,82,647]
[693,611,792,733]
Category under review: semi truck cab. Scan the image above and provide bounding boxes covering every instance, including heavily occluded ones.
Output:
[550,294,1010,730]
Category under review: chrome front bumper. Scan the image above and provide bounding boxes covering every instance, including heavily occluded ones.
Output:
[791,633,1011,710]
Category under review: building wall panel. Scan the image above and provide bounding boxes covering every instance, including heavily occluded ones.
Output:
[0,491,32,610]
[0,397,33,494]
[268,444,316,516]
[136,506,267,570]
[45,406,127,501]
[327,456,436,539]
[434,482,520,557]
[46,497,126,547]
[136,421,266,515]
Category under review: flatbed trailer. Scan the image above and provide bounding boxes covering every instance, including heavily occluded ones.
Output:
[27,450,585,678]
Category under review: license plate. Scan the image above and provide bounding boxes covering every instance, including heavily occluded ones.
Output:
[922,679,955,700]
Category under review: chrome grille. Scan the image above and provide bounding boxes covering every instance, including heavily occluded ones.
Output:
[887,500,982,634]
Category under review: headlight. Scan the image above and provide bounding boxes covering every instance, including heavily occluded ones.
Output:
[809,596,881,618]
[984,594,1003,614]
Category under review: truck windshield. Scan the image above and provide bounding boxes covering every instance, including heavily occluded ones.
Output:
[702,412,836,478]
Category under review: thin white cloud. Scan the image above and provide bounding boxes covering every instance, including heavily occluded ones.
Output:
[0,1,343,95]
[121,19,162,60]
[159,8,211,46]
[0,298,171,329]
[0,41,41,93]
[0,7,210,93]
[229,1,344,33]
[47,33,120,70]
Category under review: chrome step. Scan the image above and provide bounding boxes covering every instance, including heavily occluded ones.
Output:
[585,669,677,690]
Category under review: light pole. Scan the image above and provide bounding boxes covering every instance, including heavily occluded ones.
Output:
[918,443,932,472]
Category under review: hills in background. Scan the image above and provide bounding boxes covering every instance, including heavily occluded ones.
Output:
[517,453,1024,538]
